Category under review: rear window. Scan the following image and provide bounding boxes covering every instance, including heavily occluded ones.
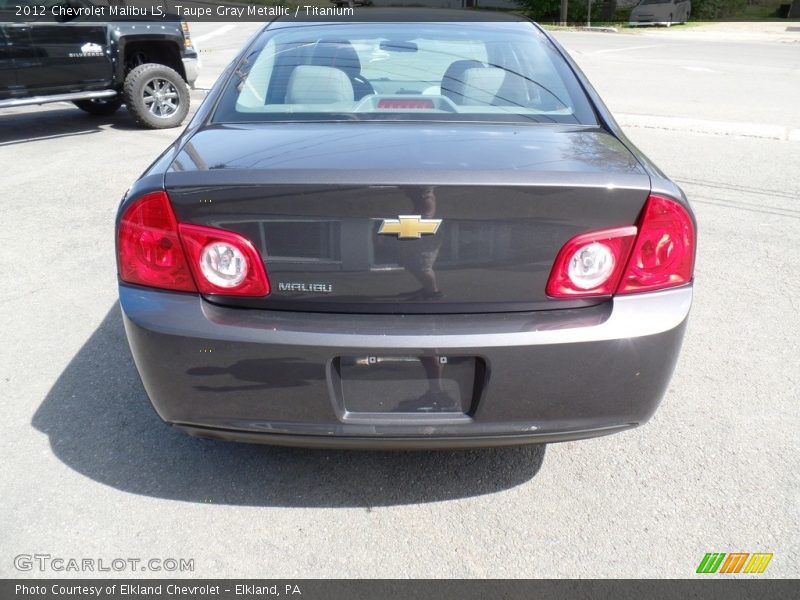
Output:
[213,22,597,125]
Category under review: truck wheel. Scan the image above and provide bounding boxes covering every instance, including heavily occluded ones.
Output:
[73,97,123,116]
[123,63,190,129]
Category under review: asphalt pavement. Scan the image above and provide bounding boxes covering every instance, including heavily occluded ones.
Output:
[0,22,797,578]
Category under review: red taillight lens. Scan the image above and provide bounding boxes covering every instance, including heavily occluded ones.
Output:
[546,194,695,299]
[546,226,637,298]
[179,223,270,297]
[617,194,695,294]
[117,191,196,292]
[117,191,270,297]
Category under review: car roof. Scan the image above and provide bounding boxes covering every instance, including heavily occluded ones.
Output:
[265,8,534,30]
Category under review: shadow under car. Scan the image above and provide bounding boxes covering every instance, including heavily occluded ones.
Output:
[32,304,546,508]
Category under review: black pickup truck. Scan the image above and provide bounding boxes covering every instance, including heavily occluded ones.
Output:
[0,0,199,128]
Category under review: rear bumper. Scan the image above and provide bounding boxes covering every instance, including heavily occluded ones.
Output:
[120,285,691,448]
[174,424,635,449]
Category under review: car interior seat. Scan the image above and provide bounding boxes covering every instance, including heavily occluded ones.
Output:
[309,40,375,100]
[441,59,528,107]
[285,65,354,104]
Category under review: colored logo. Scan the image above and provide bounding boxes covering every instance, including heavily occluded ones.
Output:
[696,553,773,574]
[378,215,442,239]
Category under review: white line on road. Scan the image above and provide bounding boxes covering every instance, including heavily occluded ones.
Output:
[193,24,236,44]
[586,44,664,56]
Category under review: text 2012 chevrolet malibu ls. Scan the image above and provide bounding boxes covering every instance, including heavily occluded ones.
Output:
[117,12,695,449]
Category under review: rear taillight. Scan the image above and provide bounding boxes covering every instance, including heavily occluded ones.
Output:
[546,226,637,298]
[117,191,270,297]
[546,194,694,299]
[617,194,695,294]
[179,223,270,297]
[117,191,196,292]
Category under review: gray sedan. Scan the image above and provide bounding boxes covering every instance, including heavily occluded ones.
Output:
[116,11,696,449]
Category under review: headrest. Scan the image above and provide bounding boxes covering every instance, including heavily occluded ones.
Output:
[441,59,484,105]
[459,67,507,105]
[285,65,354,104]
[311,40,362,78]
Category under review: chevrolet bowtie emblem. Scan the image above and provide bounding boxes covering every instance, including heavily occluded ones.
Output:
[378,215,442,239]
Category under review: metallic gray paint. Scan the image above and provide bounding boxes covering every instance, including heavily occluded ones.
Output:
[116,18,696,447]
[162,123,651,313]
[120,284,690,447]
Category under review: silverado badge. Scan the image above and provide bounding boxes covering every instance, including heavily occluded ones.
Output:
[378,215,442,239]
[68,43,104,58]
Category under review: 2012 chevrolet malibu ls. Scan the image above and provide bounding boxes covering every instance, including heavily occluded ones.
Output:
[117,11,695,449]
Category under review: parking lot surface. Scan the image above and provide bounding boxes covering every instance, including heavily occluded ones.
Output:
[1,23,797,578]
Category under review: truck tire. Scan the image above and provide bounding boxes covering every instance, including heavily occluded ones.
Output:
[123,63,190,129]
[73,97,123,116]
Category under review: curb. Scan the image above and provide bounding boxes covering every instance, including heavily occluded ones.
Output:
[578,26,619,33]
[618,113,800,142]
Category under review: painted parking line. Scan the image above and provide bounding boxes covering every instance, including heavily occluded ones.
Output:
[193,24,236,44]
[586,44,665,56]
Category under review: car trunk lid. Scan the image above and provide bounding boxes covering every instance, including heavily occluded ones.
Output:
[165,122,650,313]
